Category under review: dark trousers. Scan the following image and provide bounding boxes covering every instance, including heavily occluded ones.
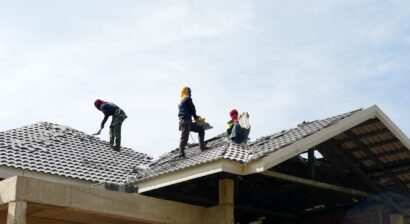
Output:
[179,119,205,153]
[230,123,250,144]
[110,109,127,147]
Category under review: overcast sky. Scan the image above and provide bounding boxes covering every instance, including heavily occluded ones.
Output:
[1,0,409,158]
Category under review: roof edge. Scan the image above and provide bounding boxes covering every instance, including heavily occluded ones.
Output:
[243,105,379,174]
[373,105,410,149]
[136,159,243,193]
[135,105,410,193]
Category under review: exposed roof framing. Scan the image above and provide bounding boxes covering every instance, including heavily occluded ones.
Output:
[134,105,410,195]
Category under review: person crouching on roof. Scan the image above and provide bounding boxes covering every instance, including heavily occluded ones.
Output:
[178,87,208,158]
[94,99,127,151]
[227,109,250,144]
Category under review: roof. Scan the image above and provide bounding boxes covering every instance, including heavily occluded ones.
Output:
[0,122,152,184]
[129,109,362,182]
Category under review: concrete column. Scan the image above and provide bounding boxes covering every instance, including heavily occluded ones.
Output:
[219,178,234,224]
[390,213,404,224]
[7,201,27,224]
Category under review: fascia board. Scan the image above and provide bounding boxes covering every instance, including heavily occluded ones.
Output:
[137,159,242,193]
[243,105,378,174]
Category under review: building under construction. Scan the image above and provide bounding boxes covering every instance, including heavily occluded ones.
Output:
[0,105,409,224]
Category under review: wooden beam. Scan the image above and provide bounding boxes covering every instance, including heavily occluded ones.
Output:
[261,171,372,198]
[381,166,410,177]
[357,147,410,161]
[353,118,381,128]
[337,127,391,144]
[322,141,385,193]
[366,160,410,173]
[344,130,408,192]
[322,141,406,214]
[308,149,316,179]
[364,138,401,149]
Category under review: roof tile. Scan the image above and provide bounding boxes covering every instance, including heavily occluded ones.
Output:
[0,122,153,184]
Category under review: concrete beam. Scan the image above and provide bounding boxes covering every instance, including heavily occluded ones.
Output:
[218,179,234,224]
[0,166,92,187]
[7,201,27,224]
[0,176,17,205]
[219,179,234,205]
[204,179,235,224]
[7,176,206,224]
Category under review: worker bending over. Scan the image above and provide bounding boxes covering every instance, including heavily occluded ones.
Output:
[178,87,208,158]
[94,99,127,151]
[227,109,250,144]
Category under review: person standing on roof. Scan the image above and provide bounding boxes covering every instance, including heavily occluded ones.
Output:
[178,87,208,158]
[227,109,250,144]
[94,99,127,151]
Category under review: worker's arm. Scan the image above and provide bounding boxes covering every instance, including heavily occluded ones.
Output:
[188,98,199,120]
[100,115,109,129]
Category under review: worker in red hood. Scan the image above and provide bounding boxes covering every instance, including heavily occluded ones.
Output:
[94,99,127,151]
[227,109,250,144]
[226,109,239,136]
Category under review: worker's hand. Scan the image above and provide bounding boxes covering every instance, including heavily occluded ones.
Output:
[195,116,204,121]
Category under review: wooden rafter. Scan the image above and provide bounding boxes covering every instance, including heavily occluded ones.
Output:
[261,170,372,198]
[321,140,406,213]
[344,130,408,191]
[337,127,391,144]
[356,147,410,162]
[362,138,401,149]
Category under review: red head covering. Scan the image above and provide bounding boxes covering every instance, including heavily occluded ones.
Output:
[94,99,105,109]
[229,109,238,122]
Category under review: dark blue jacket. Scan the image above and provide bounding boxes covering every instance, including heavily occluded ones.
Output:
[101,102,118,116]
[99,102,119,128]
[178,97,198,121]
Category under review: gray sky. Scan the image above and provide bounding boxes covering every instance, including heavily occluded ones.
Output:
[1,0,409,157]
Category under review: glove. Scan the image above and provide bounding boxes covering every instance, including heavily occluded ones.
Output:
[195,116,205,121]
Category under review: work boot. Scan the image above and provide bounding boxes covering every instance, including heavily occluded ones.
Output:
[178,148,185,158]
[200,145,210,151]
[113,145,121,152]
[178,152,185,159]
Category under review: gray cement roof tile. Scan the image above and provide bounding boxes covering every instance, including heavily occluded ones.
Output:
[129,109,361,182]
[0,122,153,184]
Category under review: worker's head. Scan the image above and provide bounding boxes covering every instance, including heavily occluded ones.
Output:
[229,109,239,122]
[94,99,105,110]
[181,86,191,99]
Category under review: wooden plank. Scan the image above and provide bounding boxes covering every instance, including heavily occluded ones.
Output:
[356,147,410,161]
[344,130,408,192]
[364,138,401,149]
[337,127,391,144]
[261,171,372,198]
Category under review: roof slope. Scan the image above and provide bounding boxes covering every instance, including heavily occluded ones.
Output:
[130,109,361,182]
[0,122,152,184]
